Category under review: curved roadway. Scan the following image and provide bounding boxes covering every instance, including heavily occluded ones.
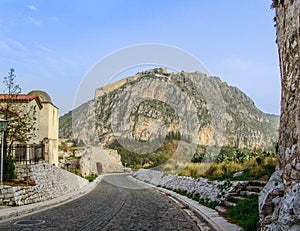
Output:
[0,174,202,230]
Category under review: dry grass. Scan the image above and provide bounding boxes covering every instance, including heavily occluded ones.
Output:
[179,155,277,180]
[180,162,211,177]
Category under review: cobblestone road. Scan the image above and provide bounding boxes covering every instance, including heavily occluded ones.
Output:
[0,174,204,230]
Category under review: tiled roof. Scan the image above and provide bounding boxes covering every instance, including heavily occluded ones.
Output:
[0,94,43,109]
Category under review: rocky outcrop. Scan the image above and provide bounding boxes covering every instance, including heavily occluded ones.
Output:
[259,1,300,230]
[60,69,279,153]
[79,146,123,177]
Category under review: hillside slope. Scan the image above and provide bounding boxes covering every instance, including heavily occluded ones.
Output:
[60,69,279,152]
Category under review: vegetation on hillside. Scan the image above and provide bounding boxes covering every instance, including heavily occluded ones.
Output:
[164,181,260,231]
[108,135,277,183]
[59,111,72,138]
[169,146,275,231]
[181,147,276,181]
[107,138,179,169]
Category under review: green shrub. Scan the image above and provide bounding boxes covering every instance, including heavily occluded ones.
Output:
[191,152,203,163]
[192,192,200,201]
[224,195,259,231]
[198,198,219,209]
[175,189,188,196]
[4,156,16,182]
[85,173,98,182]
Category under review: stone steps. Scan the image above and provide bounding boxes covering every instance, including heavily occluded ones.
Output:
[223,200,237,207]
[215,206,227,213]
[239,190,260,197]
[245,185,264,192]
[220,181,266,212]
[248,181,267,187]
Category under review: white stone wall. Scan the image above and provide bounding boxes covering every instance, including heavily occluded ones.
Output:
[134,169,248,203]
[0,163,88,206]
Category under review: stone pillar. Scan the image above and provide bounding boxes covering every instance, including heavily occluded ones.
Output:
[48,139,58,166]
[43,139,49,163]
[259,1,300,230]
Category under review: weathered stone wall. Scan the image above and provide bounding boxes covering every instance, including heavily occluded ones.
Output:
[0,163,88,206]
[0,98,41,145]
[134,169,248,204]
[259,1,300,230]
[79,146,123,177]
[95,74,141,98]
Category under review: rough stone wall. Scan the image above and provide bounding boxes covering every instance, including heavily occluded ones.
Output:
[259,1,300,230]
[79,146,123,177]
[0,163,88,206]
[134,169,249,204]
[95,74,141,98]
[0,99,41,145]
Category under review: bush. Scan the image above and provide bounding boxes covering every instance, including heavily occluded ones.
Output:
[192,192,200,201]
[224,195,259,231]
[4,156,16,182]
[191,152,203,163]
[199,155,276,181]
[134,164,142,169]
[198,198,219,209]
[181,163,202,178]
[85,173,98,182]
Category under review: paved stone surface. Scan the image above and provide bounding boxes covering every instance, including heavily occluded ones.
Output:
[0,174,203,230]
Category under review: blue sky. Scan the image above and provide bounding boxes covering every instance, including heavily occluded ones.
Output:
[0,0,280,115]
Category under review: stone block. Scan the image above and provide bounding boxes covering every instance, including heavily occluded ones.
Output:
[4,193,14,199]
[2,199,10,204]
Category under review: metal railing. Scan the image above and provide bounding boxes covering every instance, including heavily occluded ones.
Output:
[5,143,45,164]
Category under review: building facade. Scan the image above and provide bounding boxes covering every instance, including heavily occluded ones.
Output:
[0,91,59,166]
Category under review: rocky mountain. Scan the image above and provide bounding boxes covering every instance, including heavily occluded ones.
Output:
[60,68,279,152]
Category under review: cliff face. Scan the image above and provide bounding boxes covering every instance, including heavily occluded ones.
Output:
[60,69,278,153]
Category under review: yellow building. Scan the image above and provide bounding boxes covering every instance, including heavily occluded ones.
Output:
[29,91,59,166]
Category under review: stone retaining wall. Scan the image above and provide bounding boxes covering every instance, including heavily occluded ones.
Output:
[133,169,249,203]
[79,146,123,177]
[0,163,89,206]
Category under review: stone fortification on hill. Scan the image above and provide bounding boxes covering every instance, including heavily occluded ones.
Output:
[60,68,278,154]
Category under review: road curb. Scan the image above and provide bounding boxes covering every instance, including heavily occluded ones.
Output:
[129,176,242,231]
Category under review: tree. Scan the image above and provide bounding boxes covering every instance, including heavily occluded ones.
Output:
[5,106,37,156]
[1,68,37,156]
[3,68,21,95]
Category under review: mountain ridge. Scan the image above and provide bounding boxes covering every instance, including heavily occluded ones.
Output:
[59,68,279,152]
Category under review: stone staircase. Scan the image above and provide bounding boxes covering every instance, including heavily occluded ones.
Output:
[216,181,266,213]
